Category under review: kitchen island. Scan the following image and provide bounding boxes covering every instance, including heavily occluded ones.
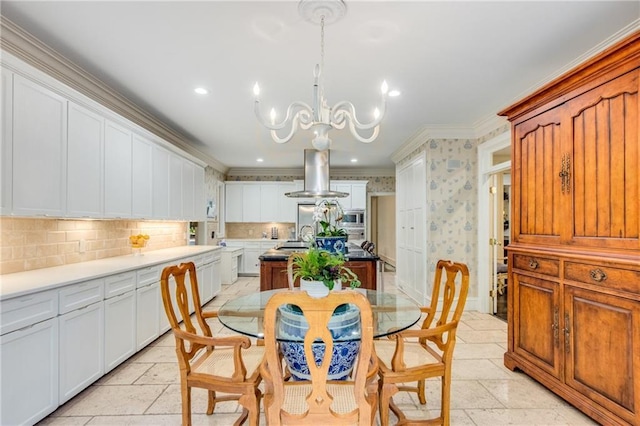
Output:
[259,242,379,291]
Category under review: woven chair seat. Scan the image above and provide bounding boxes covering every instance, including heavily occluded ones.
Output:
[375,340,440,370]
[193,346,265,379]
[281,382,359,415]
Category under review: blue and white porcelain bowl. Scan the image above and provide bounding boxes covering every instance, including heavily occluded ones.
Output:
[278,303,361,381]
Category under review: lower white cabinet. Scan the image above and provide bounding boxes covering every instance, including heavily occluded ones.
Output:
[104,290,136,372]
[221,248,242,284]
[58,301,104,403]
[212,254,222,297]
[136,282,160,350]
[198,261,214,303]
[0,317,59,426]
[242,242,261,275]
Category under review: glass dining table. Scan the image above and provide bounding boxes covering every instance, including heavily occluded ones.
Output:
[217,288,422,343]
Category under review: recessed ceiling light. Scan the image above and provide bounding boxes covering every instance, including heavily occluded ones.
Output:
[389,90,401,97]
[194,87,208,95]
[350,158,358,163]
[257,158,264,162]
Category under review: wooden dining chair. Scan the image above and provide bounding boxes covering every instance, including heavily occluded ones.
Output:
[160,262,264,426]
[260,290,379,425]
[286,252,305,289]
[375,259,470,425]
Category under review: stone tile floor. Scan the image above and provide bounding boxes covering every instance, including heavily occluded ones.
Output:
[39,273,598,425]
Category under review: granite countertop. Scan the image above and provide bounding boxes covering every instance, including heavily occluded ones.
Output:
[0,245,222,300]
[259,242,379,262]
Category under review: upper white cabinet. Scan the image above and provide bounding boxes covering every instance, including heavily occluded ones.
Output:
[1,69,13,216]
[225,182,301,223]
[260,185,279,222]
[225,184,243,222]
[132,134,153,218]
[277,183,296,222]
[67,102,104,218]
[331,180,367,210]
[104,121,132,218]
[243,184,261,222]
[12,74,67,217]
[1,55,207,221]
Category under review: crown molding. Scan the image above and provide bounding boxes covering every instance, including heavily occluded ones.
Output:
[0,16,228,174]
[226,168,303,177]
[226,167,395,178]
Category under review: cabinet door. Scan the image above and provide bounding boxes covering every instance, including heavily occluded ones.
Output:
[152,145,170,219]
[225,184,243,222]
[564,286,640,424]
[243,185,261,222]
[13,74,67,216]
[260,184,278,222]
[194,165,205,221]
[0,317,58,426]
[136,283,160,350]
[1,69,13,215]
[59,302,104,403]
[564,70,639,251]
[67,102,104,218]
[104,290,136,372]
[182,159,195,220]
[168,154,183,219]
[243,244,261,275]
[512,107,563,246]
[198,262,214,304]
[132,134,153,218]
[104,121,132,218]
[335,183,352,209]
[350,184,367,209]
[512,272,562,380]
[212,258,222,297]
[277,183,297,222]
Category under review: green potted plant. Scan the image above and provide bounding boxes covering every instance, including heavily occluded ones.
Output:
[313,199,348,253]
[289,246,361,296]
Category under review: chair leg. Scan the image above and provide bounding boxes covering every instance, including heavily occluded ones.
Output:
[181,383,192,426]
[417,379,426,405]
[206,390,216,415]
[238,391,260,426]
[441,373,451,426]
[378,382,398,426]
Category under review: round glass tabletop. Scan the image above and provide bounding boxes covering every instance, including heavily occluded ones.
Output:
[217,289,422,343]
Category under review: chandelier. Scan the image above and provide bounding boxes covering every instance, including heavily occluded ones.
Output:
[253,0,389,151]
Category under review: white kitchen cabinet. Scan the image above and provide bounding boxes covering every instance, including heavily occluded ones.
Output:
[1,317,59,426]
[329,181,367,210]
[198,260,214,304]
[1,69,13,216]
[136,282,160,350]
[212,251,222,297]
[104,290,136,372]
[194,165,205,221]
[225,184,243,222]
[350,183,367,209]
[12,74,67,217]
[152,145,170,219]
[132,134,153,218]
[59,301,104,403]
[67,102,104,218]
[260,184,279,222]
[243,184,261,222]
[242,242,261,275]
[333,183,352,209]
[104,120,132,218]
[182,159,195,220]
[221,247,242,284]
[278,182,297,222]
[169,154,183,219]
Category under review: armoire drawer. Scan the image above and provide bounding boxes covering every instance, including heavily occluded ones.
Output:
[512,254,559,277]
[564,262,640,295]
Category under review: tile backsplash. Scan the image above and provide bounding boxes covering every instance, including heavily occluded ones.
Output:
[0,218,188,274]
[225,222,295,240]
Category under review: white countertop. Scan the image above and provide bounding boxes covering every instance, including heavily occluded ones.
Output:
[0,245,222,300]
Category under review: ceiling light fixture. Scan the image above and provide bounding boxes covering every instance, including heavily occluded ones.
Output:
[253,0,388,151]
[194,87,208,95]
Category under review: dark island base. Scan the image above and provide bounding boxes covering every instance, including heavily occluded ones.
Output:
[260,259,378,291]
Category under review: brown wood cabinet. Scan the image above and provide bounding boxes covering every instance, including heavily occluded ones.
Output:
[500,31,640,426]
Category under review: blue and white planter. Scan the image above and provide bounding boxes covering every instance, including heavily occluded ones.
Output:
[315,236,347,254]
[278,301,361,381]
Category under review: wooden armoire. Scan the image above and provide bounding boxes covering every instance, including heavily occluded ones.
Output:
[499,31,640,426]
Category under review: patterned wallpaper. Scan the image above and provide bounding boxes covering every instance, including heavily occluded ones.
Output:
[225,174,395,193]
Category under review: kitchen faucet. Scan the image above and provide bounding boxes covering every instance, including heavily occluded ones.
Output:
[299,224,315,242]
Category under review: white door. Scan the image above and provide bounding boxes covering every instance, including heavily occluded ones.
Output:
[136,282,160,350]
[104,290,136,372]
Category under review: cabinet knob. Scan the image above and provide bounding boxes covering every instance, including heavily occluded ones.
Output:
[528,259,539,269]
[589,268,607,283]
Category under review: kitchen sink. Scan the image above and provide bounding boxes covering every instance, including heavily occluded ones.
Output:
[276,241,310,250]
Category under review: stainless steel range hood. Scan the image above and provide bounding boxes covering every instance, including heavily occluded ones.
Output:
[285,149,348,198]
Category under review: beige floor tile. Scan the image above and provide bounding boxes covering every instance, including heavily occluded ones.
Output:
[53,385,167,416]
[451,359,513,380]
[453,342,506,359]
[97,363,154,385]
[480,376,571,409]
[456,328,508,343]
[87,414,182,425]
[419,379,504,409]
[131,346,177,364]
[145,384,243,416]
[465,407,599,425]
[134,363,180,385]
[463,318,508,331]
[38,416,92,425]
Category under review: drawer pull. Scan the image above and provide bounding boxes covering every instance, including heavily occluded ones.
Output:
[589,269,607,283]
[528,259,539,270]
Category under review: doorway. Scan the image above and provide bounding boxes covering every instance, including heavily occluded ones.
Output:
[477,132,511,317]
[368,192,396,270]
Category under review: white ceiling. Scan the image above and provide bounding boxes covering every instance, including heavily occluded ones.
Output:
[2,1,639,171]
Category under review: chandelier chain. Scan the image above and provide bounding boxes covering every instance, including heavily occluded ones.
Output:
[320,15,325,87]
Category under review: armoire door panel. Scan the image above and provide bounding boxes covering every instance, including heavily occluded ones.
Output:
[567,70,639,250]
[565,286,639,423]
[513,107,563,245]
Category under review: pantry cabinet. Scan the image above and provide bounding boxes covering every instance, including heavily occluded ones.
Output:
[12,74,67,217]
[500,31,640,426]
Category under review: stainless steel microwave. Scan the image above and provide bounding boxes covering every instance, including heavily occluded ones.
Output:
[339,209,365,227]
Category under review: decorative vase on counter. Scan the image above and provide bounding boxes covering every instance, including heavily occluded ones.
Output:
[278,300,360,381]
[299,278,342,298]
[315,236,347,254]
